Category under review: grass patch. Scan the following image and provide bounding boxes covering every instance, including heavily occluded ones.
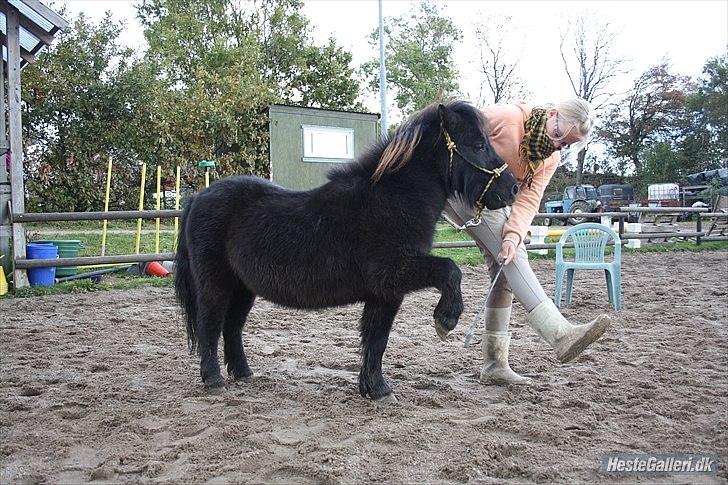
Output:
[25,231,176,256]
[9,273,174,298]
[432,220,728,265]
[26,219,176,232]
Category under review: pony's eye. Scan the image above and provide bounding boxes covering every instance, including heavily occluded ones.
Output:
[474,142,485,150]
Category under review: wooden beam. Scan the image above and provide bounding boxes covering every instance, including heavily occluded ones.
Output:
[0,50,11,279]
[9,0,68,30]
[5,5,29,288]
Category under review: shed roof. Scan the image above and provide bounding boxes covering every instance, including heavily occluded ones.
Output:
[1,0,67,67]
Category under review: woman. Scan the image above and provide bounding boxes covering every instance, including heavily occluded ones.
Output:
[444,98,610,385]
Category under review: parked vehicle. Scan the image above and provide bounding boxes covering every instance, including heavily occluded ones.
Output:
[598,184,635,211]
[544,184,600,225]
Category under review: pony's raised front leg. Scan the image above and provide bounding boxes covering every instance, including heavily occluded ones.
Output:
[223,288,256,381]
[358,299,402,401]
[431,257,464,339]
[381,255,464,339]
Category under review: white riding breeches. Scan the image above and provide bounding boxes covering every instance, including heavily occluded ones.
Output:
[443,196,548,319]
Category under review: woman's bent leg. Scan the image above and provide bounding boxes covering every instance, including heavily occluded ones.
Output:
[444,196,611,364]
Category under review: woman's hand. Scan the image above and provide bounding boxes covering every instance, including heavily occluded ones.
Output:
[497,239,517,266]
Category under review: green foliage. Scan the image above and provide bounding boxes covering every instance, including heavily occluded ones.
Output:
[21,0,364,210]
[684,54,728,168]
[135,0,363,185]
[22,14,160,212]
[598,56,727,189]
[362,1,461,116]
[636,141,687,197]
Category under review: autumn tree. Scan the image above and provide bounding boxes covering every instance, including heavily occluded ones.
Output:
[598,62,690,174]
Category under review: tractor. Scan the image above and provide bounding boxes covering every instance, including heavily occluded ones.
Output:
[543,184,601,225]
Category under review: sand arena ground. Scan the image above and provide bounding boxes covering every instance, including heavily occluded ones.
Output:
[1,250,726,483]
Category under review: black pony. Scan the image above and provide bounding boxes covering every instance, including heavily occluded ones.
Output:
[175,101,518,400]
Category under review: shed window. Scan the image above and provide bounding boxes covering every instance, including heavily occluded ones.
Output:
[301,125,354,162]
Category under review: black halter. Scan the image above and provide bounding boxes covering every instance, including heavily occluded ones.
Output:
[442,129,509,229]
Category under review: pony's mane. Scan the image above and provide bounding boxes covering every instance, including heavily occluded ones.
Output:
[327,100,485,184]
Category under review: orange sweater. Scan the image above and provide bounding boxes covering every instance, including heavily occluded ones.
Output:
[483,103,560,245]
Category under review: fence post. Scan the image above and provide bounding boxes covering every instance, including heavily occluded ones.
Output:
[696,212,702,246]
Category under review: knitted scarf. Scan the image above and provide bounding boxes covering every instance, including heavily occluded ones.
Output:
[519,108,556,188]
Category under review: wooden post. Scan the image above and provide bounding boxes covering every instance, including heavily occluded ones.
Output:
[0,49,12,278]
[6,6,29,288]
[696,212,702,246]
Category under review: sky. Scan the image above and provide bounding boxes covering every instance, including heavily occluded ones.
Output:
[60,0,728,122]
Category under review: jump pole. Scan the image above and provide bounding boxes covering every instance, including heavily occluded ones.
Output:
[155,165,161,253]
[173,165,180,252]
[134,163,147,254]
[100,157,113,256]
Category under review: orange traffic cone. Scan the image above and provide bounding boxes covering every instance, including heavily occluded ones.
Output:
[145,261,170,278]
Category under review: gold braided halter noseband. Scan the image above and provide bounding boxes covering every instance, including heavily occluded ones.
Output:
[442,129,509,230]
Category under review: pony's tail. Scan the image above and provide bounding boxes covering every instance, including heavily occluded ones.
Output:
[175,197,198,354]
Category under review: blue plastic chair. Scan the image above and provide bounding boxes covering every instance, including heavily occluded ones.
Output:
[554,223,621,311]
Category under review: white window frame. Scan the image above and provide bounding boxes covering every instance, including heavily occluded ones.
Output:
[301,125,355,163]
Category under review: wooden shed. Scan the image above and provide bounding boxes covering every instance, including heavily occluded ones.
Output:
[268,104,380,190]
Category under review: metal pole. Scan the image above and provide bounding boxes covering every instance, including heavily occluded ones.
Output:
[378,0,388,140]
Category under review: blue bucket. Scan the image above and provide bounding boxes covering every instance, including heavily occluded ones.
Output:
[26,243,58,286]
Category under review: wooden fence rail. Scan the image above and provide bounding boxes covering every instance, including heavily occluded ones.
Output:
[7,207,728,282]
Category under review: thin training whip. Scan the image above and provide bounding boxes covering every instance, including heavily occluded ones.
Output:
[463,264,504,348]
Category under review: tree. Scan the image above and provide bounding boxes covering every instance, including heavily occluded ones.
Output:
[473,15,529,105]
[559,15,626,184]
[598,62,690,174]
[22,14,160,212]
[137,0,363,183]
[362,1,461,117]
[138,0,362,109]
[684,54,728,169]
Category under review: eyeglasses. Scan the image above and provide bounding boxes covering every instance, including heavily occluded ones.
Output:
[551,114,575,149]
[554,115,562,140]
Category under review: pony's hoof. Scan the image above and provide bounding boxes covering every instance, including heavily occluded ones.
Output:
[203,375,226,392]
[230,368,254,381]
[375,393,398,403]
[434,318,455,341]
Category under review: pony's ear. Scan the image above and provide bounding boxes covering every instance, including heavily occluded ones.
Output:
[438,103,457,132]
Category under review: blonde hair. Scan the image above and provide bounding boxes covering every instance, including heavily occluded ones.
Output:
[550,97,594,151]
